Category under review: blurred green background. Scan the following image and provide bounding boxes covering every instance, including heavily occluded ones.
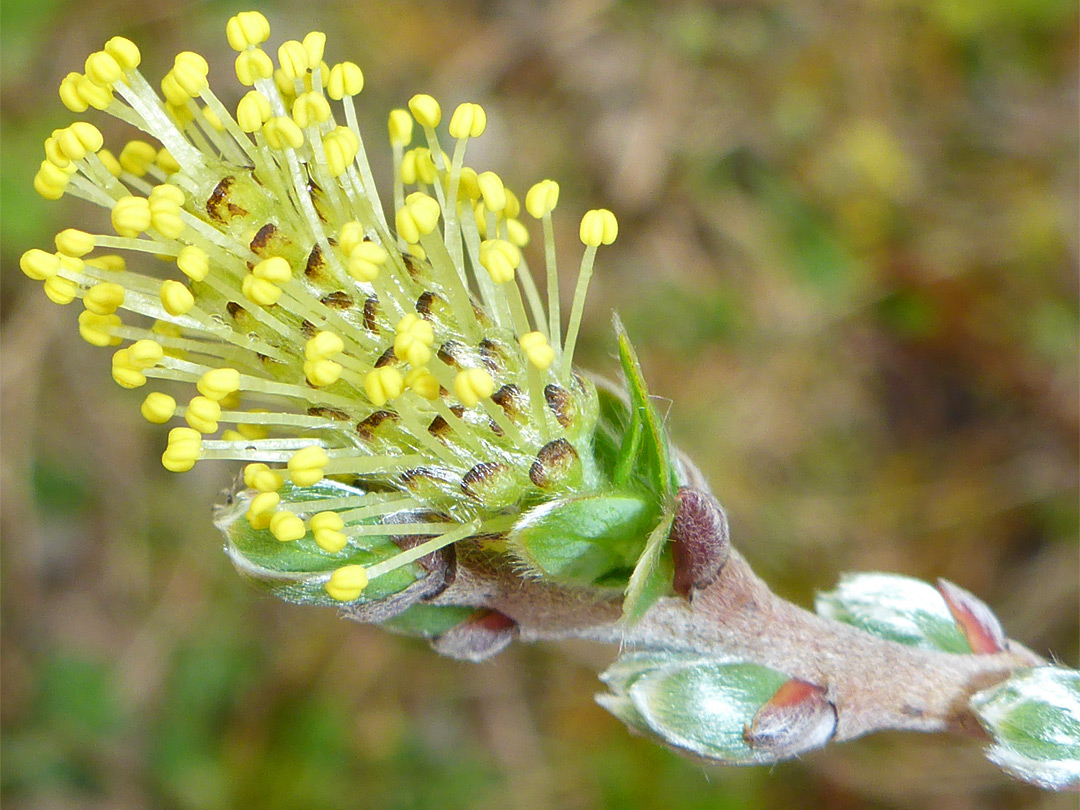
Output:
[1,0,1077,808]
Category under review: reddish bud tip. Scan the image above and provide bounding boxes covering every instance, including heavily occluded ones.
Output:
[744,678,837,757]
[670,488,729,598]
[936,578,1006,654]
[430,609,517,662]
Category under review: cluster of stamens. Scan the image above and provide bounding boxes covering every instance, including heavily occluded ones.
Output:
[21,11,618,603]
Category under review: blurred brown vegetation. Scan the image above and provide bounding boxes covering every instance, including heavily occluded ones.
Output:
[1,1,1077,808]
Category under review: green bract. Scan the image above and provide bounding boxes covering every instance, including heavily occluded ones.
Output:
[970,666,1080,791]
[815,572,973,653]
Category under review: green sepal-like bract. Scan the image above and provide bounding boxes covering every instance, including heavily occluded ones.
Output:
[598,652,835,764]
[971,666,1080,791]
[815,572,974,653]
[215,477,423,608]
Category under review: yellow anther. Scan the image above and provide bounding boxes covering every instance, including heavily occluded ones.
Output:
[305,331,345,361]
[198,367,240,401]
[111,348,146,388]
[405,367,440,400]
[401,147,438,185]
[244,463,284,493]
[111,196,151,237]
[448,102,487,139]
[84,51,122,88]
[127,339,163,370]
[337,222,364,255]
[83,282,125,315]
[185,395,222,433]
[322,127,359,177]
[86,254,126,272]
[304,358,343,388]
[177,245,209,282]
[519,331,555,370]
[269,510,306,542]
[505,218,529,247]
[75,75,114,110]
[43,275,78,305]
[160,73,189,107]
[245,490,280,529]
[253,256,292,283]
[20,248,60,280]
[454,367,496,408]
[457,167,481,200]
[327,61,363,99]
[364,366,404,407]
[58,122,104,161]
[236,89,272,132]
[233,411,266,440]
[172,51,209,97]
[288,445,330,486]
[201,105,224,131]
[97,149,122,176]
[478,239,520,284]
[503,189,521,219]
[477,171,507,214]
[56,228,96,260]
[149,180,185,203]
[152,319,182,340]
[408,94,442,128]
[160,280,195,316]
[44,133,71,167]
[396,193,441,243]
[226,11,271,50]
[162,426,202,472]
[235,48,274,86]
[156,148,180,174]
[141,392,176,424]
[326,565,368,601]
[104,36,141,71]
[118,140,158,176]
[263,116,304,150]
[393,313,435,367]
[149,196,185,239]
[388,108,413,145]
[525,179,560,218]
[34,160,73,200]
[295,28,325,63]
[579,208,618,246]
[311,511,347,553]
[241,275,282,307]
[347,241,387,282]
[59,73,88,112]
[277,40,310,82]
[77,311,122,346]
[291,91,331,128]
[273,68,296,100]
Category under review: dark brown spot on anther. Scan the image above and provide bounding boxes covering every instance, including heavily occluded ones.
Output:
[438,340,464,368]
[226,301,244,318]
[356,410,398,439]
[308,406,350,421]
[363,296,380,332]
[491,384,523,416]
[449,404,465,419]
[321,291,354,310]
[206,176,247,222]
[225,301,253,328]
[462,462,508,501]
[249,223,280,256]
[544,384,574,427]
[374,347,396,368]
[670,487,730,598]
[304,244,327,279]
[428,415,451,437]
[488,418,503,437]
[529,438,581,488]
[402,252,424,280]
[479,339,505,373]
[300,319,318,339]
[307,180,329,223]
